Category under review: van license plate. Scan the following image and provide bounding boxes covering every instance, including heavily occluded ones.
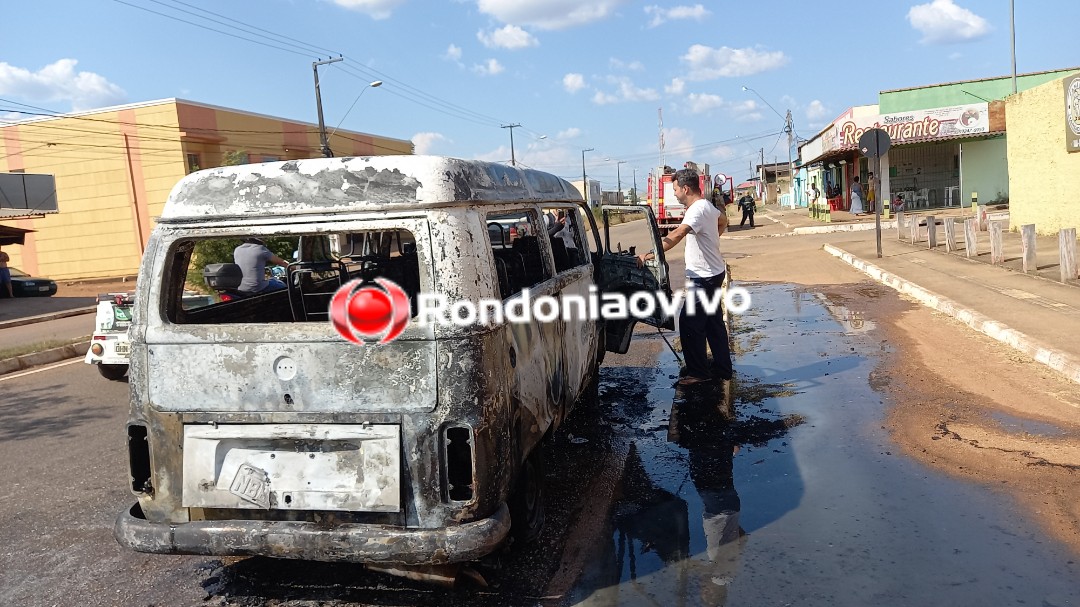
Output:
[229,464,271,509]
[115,343,130,355]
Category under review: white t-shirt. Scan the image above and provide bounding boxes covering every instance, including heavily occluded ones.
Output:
[681,197,727,279]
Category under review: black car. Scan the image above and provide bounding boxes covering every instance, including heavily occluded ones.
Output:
[3,267,58,297]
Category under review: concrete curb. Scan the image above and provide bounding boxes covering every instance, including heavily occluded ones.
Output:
[0,306,96,331]
[0,339,90,377]
[824,244,1080,387]
[795,221,897,235]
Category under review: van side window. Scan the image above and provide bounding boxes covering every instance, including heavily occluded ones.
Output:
[165,228,422,325]
[486,211,553,299]
[541,206,589,273]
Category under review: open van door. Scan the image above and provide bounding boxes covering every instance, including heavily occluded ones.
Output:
[597,204,675,354]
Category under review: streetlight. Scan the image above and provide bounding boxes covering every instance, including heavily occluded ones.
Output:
[606,158,627,204]
[328,80,382,142]
[502,128,546,166]
[581,148,594,207]
[632,167,639,203]
[742,86,795,208]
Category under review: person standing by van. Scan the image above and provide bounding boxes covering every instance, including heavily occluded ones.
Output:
[0,245,13,298]
[639,168,733,385]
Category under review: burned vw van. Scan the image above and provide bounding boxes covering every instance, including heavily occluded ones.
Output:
[114,155,671,569]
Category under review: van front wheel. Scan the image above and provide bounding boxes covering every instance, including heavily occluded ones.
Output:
[509,444,545,546]
[98,364,128,381]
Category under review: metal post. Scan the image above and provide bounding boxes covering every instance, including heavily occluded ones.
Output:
[633,168,638,203]
[1010,0,1017,94]
[786,109,795,209]
[313,57,343,158]
[582,148,594,207]
[502,123,520,166]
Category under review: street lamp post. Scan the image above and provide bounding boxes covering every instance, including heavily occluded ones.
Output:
[328,80,382,142]
[743,86,795,208]
[582,148,594,207]
[313,57,344,158]
[633,168,639,203]
[606,159,627,204]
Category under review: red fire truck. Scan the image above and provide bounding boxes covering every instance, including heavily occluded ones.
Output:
[646,161,716,235]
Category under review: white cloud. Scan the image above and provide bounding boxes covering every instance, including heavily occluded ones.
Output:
[711,144,737,161]
[412,132,448,154]
[557,127,582,140]
[609,58,645,71]
[680,44,789,80]
[661,127,695,156]
[477,0,624,30]
[331,0,406,19]
[806,100,828,121]
[949,51,964,60]
[563,73,587,93]
[592,91,620,105]
[0,59,126,112]
[477,25,539,49]
[686,92,725,114]
[645,4,710,28]
[665,77,686,95]
[728,100,762,122]
[591,76,659,105]
[907,0,991,44]
[444,44,463,61]
[472,58,505,76]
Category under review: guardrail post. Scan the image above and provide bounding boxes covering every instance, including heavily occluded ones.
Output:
[944,217,957,252]
[1020,224,1037,273]
[964,218,978,258]
[909,214,920,244]
[1061,228,1078,282]
[990,221,1004,264]
[927,216,938,249]
[896,211,905,240]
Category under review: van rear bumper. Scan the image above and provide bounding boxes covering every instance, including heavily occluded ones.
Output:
[114,502,511,565]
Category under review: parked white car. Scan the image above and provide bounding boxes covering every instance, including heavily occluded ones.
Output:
[85,292,135,380]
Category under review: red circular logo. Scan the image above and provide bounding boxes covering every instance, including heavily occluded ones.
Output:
[329,278,410,345]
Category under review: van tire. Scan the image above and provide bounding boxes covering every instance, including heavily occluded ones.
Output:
[509,443,545,546]
[98,364,128,381]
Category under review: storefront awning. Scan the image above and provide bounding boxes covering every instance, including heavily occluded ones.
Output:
[0,225,35,246]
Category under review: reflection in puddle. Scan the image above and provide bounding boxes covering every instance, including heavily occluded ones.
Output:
[573,358,803,605]
[986,409,1072,438]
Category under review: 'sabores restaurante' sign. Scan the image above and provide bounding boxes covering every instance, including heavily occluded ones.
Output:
[839,102,990,147]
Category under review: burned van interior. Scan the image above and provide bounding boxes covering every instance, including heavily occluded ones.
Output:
[164,229,421,325]
[486,211,553,300]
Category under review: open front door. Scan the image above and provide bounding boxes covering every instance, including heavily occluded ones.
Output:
[597,205,675,354]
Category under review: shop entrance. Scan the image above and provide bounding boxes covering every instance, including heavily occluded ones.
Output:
[888,143,960,210]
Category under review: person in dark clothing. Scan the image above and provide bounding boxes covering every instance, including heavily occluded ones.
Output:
[737,195,755,227]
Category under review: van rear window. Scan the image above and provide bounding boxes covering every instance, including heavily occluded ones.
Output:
[164,229,421,325]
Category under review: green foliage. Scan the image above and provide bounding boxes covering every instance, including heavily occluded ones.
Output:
[222,150,250,166]
[188,237,299,293]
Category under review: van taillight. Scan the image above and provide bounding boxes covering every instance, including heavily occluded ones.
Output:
[127,424,153,495]
[444,426,474,502]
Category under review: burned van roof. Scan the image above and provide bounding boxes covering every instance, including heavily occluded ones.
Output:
[158,155,583,222]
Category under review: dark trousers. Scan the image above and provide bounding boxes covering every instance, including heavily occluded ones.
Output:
[680,273,733,380]
[740,208,754,227]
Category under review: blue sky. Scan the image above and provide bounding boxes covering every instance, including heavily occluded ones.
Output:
[2,0,1077,189]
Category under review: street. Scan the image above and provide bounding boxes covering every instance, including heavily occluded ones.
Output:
[3,219,1079,605]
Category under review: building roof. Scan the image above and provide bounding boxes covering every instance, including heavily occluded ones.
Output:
[880,66,1080,94]
[158,155,583,223]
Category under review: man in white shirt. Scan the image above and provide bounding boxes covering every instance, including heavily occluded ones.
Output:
[639,168,733,385]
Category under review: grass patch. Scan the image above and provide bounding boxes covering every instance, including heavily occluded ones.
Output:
[0,336,87,361]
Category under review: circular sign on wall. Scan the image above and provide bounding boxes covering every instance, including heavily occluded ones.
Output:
[1068,77,1080,136]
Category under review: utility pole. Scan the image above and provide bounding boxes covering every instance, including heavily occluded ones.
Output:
[582,148,594,207]
[785,109,795,208]
[633,168,639,203]
[1010,0,1017,94]
[760,148,766,205]
[313,56,343,158]
[502,123,521,166]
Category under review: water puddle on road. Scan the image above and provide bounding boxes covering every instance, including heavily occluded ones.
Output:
[570,283,1080,607]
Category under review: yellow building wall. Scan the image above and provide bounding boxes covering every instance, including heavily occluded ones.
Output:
[1006,72,1080,235]
[0,101,186,279]
[1,100,412,281]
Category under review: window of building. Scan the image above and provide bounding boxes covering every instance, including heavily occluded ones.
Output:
[186,153,201,173]
[485,210,552,300]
